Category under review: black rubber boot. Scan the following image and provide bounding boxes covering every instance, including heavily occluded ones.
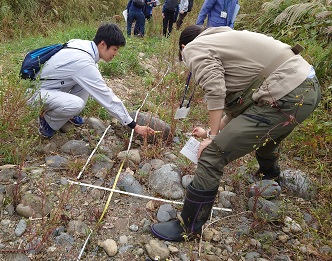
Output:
[151,183,218,242]
[255,154,281,183]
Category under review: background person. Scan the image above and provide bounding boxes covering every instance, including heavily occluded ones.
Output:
[127,0,146,37]
[144,0,157,20]
[134,0,157,36]
[162,0,179,37]
[196,0,239,28]
[28,23,155,138]
[176,0,189,30]
[151,25,321,241]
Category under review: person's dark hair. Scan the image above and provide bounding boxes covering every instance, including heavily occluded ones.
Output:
[93,23,126,48]
[179,25,206,61]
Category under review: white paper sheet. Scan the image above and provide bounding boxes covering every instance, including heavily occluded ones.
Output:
[122,9,128,22]
[180,137,200,164]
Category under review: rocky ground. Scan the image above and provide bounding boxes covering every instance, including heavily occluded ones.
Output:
[1,73,332,261]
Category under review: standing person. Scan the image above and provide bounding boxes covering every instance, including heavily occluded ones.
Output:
[127,0,146,37]
[151,25,321,241]
[28,23,155,138]
[144,0,157,20]
[196,0,239,28]
[134,0,157,36]
[176,0,189,30]
[162,0,179,37]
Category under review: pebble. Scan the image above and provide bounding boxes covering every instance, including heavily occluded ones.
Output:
[14,219,27,237]
[98,239,118,257]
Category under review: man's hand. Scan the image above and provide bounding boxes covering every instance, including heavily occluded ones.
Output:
[192,127,207,138]
[198,138,212,158]
[134,125,155,137]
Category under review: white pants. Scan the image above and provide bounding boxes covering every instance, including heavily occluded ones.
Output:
[29,84,89,130]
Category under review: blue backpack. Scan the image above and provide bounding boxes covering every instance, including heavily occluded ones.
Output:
[20,43,67,80]
[20,43,91,80]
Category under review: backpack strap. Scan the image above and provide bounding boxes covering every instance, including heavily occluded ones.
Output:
[39,44,94,81]
[64,46,94,59]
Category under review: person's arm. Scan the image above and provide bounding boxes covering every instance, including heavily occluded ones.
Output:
[196,109,223,157]
[196,0,217,25]
[208,109,223,137]
[182,34,228,157]
[73,64,154,136]
[183,42,228,119]
[192,114,232,138]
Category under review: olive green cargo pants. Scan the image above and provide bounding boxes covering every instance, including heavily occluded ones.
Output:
[192,76,321,190]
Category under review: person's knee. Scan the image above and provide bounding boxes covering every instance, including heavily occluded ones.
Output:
[66,97,85,116]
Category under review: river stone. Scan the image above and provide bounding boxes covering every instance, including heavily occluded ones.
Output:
[0,168,16,182]
[60,140,90,156]
[247,180,281,199]
[281,169,316,200]
[45,155,68,168]
[98,239,118,257]
[156,204,177,222]
[16,193,52,218]
[248,197,281,221]
[145,239,170,261]
[112,169,145,195]
[15,219,27,237]
[150,164,184,199]
[117,149,141,164]
[86,117,107,135]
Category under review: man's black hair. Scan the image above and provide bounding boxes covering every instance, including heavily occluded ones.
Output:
[93,23,126,48]
[179,25,206,61]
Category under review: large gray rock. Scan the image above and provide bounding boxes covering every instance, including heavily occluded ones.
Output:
[60,140,90,156]
[150,164,184,199]
[86,117,107,135]
[45,155,68,168]
[281,169,316,200]
[248,197,281,221]
[247,180,281,199]
[0,168,16,182]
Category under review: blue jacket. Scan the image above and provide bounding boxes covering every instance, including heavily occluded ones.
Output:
[144,0,156,16]
[196,0,238,28]
[127,0,144,12]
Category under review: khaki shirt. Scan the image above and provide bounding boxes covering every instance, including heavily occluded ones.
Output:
[182,27,311,110]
